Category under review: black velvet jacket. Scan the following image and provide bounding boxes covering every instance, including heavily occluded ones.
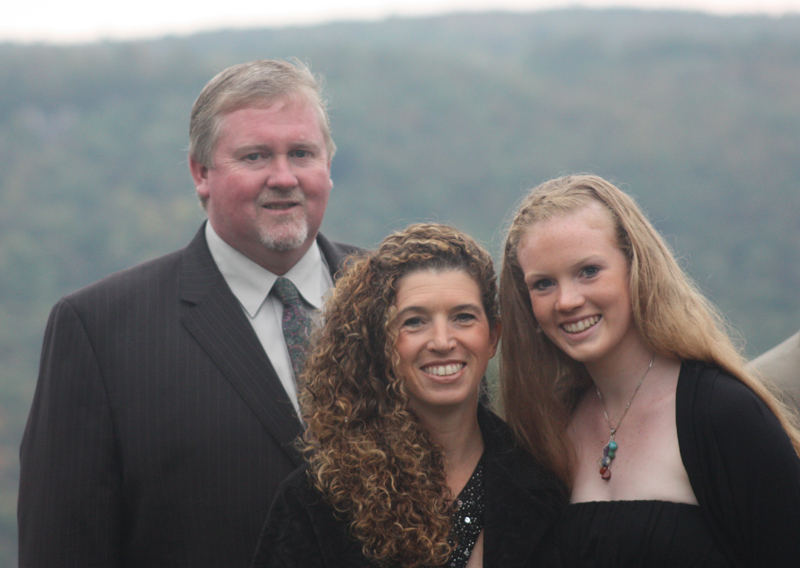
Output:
[677,360,800,567]
[251,405,567,568]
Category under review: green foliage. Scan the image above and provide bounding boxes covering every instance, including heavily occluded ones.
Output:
[2,9,800,562]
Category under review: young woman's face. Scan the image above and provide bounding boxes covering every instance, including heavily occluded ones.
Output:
[516,201,639,368]
[393,269,499,419]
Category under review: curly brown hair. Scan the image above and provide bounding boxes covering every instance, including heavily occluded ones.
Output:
[499,174,800,486]
[299,223,498,567]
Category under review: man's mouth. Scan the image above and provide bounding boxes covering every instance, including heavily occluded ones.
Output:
[263,202,298,210]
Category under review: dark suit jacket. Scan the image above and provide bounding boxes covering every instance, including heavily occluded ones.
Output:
[18,224,361,568]
[252,405,567,568]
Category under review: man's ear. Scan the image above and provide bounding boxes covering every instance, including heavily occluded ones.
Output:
[189,156,210,198]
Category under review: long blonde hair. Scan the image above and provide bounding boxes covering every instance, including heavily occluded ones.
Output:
[499,174,800,485]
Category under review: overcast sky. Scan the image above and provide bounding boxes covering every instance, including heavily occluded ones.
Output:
[4,0,800,44]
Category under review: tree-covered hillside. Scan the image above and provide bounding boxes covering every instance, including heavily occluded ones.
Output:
[1,8,799,563]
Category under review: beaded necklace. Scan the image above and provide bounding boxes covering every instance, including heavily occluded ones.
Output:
[595,355,655,480]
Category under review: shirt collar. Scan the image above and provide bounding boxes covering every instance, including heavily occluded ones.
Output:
[205,221,329,318]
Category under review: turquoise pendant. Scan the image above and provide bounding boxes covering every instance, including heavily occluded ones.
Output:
[598,437,618,480]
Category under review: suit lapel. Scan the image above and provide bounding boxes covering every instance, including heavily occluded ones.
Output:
[176,228,363,467]
[316,232,362,276]
[179,226,304,466]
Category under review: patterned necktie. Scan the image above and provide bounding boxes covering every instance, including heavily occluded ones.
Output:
[271,276,313,382]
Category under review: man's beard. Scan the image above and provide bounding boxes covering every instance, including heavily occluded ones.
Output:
[259,216,309,251]
[256,189,309,251]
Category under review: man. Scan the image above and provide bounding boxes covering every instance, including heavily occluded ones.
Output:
[19,60,361,567]
[750,329,800,411]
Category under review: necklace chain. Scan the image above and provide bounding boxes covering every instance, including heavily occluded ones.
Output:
[595,355,655,480]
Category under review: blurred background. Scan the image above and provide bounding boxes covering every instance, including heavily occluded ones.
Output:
[2,1,799,564]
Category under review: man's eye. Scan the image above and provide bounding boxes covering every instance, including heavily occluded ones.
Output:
[293,150,309,158]
[244,153,261,161]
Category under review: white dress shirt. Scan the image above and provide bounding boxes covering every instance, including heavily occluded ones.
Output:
[204,222,333,415]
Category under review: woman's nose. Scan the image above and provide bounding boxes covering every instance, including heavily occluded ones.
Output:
[427,320,456,352]
[555,283,585,312]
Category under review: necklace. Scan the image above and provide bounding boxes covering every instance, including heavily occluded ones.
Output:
[595,355,655,480]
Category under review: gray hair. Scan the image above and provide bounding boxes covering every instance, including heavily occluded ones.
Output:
[189,59,336,170]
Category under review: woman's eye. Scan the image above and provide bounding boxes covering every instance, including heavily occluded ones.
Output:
[582,266,600,278]
[533,279,554,291]
[455,313,476,323]
[402,317,423,328]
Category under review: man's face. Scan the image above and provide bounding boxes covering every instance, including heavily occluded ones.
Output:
[190,96,332,273]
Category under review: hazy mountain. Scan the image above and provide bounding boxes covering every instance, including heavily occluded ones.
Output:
[1,8,799,562]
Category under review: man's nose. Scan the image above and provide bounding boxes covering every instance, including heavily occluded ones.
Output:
[266,156,299,188]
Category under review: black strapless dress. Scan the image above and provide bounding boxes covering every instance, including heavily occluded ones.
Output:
[553,500,733,567]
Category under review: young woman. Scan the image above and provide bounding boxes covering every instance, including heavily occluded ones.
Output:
[499,174,800,567]
[253,223,565,568]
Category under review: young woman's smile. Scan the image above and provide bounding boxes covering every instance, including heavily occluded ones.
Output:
[516,201,639,368]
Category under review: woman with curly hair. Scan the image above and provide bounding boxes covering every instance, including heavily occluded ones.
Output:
[500,174,800,567]
[252,223,566,568]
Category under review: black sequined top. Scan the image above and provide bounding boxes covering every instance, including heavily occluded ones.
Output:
[449,456,485,568]
[253,406,567,568]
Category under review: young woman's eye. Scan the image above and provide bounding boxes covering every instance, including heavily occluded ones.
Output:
[582,266,600,278]
[533,279,554,291]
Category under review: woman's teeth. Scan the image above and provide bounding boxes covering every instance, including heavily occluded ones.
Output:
[562,315,600,333]
[424,363,465,376]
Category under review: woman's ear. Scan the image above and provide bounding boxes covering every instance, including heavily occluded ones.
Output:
[489,320,502,357]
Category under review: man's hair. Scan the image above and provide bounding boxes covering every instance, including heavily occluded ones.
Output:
[189,58,336,171]
[300,223,497,567]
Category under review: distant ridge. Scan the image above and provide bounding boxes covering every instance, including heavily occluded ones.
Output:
[1,10,799,564]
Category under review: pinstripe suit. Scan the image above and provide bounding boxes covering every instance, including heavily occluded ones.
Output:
[19,224,360,568]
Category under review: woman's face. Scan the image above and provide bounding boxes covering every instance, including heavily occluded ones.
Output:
[393,268,499,419]
[516,201,639,368]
